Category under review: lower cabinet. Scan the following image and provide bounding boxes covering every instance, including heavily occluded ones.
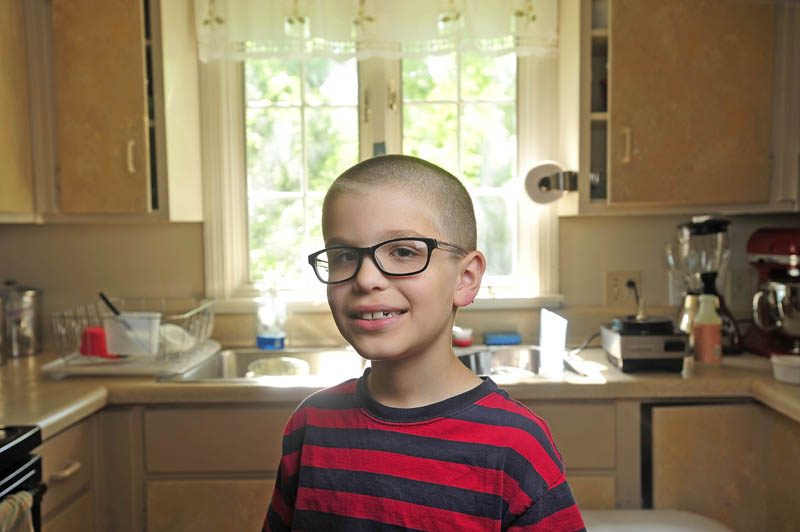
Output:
[521,400,638,510]
[38,415,97,532]
[650,402,800,532]
[146,479,272,532]
[142,405,294,532]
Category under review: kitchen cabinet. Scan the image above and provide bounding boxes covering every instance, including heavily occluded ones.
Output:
[42,0,203,221]
[523,400,640,510]
[649,401,800,532]
[38,415,98,532]
[0,0,35,222]
[570,0,800,215]
[142,406,292,532]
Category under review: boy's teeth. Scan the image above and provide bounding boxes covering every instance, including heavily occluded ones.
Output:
[358,311,400,320]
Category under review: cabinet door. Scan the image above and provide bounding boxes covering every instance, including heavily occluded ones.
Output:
[51,0,150,214]
[0,0,34,214]
[651,403,767,532]
[609,0,774,206]
[147,479,273,532]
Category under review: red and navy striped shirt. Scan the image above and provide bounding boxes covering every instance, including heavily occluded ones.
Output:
[263,369,585,531]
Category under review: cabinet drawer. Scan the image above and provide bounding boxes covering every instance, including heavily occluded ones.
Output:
[521,401,615,469]
[144,406,294,473]
[39,418,95,519]
[568,474,615,510]
[42,490,94,532]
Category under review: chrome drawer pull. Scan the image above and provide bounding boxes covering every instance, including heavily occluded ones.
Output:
[50,460,82,481]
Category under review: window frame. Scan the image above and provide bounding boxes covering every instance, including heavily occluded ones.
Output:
[200,56,564,313]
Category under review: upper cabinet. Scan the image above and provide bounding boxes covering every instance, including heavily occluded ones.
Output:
[0,0,35,221]
[51,0,151,215]
[12,0,203,222]
[569,0,800,215]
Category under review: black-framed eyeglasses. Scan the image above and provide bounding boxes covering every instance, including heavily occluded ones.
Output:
[308,237,468,284]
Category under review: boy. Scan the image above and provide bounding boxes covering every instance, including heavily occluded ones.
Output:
[263,155,585,531]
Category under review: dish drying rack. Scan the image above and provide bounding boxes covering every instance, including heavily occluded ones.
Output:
[46,298,218,377]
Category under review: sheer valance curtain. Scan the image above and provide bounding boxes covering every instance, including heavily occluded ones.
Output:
[193,0,559,61]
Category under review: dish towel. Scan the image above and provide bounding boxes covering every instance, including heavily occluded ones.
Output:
[0,491,34,532]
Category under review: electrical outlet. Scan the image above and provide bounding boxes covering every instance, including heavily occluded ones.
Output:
[605,270,642,307]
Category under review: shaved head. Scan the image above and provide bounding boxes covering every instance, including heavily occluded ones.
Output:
[322,155,477,251]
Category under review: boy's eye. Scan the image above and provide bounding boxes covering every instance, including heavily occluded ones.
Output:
[329,249,358,265]
[385,242,425,260]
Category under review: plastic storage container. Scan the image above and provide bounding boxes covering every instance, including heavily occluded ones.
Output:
[771,355,800,385]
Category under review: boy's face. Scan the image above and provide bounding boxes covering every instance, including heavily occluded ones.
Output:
[323,187,462,363]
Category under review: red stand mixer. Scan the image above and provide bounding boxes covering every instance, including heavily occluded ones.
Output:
[742,227,800,356]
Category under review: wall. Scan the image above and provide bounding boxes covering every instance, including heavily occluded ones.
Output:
[560,212,799,312]
[0,222,204,345]
[0,211,796,351]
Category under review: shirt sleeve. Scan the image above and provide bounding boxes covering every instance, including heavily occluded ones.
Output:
[506,476,586,532]
[262,412,305,532]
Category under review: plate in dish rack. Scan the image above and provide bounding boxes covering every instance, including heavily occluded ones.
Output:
[41,339,221,378]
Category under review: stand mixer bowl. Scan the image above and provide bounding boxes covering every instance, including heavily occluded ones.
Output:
[753,279,800,354]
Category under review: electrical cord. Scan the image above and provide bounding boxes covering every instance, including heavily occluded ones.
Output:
[567,331,602,357]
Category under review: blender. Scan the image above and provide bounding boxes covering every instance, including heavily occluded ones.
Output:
[665,217,740,353]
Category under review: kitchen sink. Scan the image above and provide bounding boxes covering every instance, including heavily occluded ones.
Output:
[160,345,542,384]
[159,347,368,385]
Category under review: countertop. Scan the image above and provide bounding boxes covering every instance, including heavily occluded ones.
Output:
[2,348,799,440]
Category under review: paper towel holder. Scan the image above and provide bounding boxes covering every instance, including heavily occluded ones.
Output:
[524,161,578,204]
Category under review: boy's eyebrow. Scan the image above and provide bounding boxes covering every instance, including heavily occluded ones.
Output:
[325,230,428,248]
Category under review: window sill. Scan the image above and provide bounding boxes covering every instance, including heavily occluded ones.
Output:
[214,294,564,314]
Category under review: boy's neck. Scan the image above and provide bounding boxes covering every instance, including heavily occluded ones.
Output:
[366,341,483,409]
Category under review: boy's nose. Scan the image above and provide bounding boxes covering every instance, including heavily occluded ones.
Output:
[352,253,389,291]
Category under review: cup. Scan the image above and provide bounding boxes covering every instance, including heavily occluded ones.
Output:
[103,312,161,356]
[80,327,111,357]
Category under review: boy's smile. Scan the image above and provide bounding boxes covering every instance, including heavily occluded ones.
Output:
[323,188,461,363]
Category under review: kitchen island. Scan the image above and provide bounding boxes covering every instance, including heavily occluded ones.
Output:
[2,348,799,532]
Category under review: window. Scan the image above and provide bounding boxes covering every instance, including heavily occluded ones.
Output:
[202,56,562,308]
[245,58,359,285]
[401,52,517,279]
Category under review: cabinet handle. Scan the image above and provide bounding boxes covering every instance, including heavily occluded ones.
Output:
[50,460,82,481]
[621,126,632,164]
[126,140,136,174]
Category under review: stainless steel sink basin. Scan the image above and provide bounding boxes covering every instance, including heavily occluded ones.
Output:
[160,345,542,384]
[160,347,368,385]
[456,345,540,377]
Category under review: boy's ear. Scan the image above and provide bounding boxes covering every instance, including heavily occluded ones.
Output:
[453,251,486,308]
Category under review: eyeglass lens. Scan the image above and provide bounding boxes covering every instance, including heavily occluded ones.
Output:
[314,239,431,283]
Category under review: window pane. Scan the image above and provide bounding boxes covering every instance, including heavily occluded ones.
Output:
[402,54,456,101]
[474,195,513,276]
[246,107,302,192]
[245,59,301,104]
[402,103,458,174]
[461,103,516,187]
[249,198,305,282]
[305,58,358,106]
[306,196,324,248]
[461,53,516,101]
[306,107,359,192]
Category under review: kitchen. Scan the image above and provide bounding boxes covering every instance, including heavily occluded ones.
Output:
[1,0,800,531]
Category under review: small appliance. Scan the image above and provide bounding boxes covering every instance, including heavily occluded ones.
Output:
[742,227,800,356]
[601,283,689,373]
[665,217,740,353]
[601,315,689,373]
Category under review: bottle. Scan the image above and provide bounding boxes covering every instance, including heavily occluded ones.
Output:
[692,294,722,364]
[256,288,286,350]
